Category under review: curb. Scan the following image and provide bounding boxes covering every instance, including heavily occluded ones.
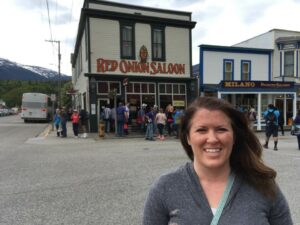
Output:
[38,124,52,137]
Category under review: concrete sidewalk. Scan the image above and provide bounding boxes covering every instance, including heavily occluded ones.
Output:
[40,121,297,146]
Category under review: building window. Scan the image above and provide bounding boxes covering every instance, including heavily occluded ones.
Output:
[97,81,121,94]
[120,22,135,59]
[223,59,234,80]
[241,60,251,80]
[126,82,155,94]
[158,83,186,109]
[284,51,294,76]
[152,26,165,61]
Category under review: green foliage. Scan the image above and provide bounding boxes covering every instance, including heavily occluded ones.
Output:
[0,80,73,108]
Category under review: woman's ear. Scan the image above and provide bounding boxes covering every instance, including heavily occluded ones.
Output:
[187,135,191,145]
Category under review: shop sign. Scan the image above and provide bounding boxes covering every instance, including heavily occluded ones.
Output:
[96,58,185,75]
[220,81,294,89]
[173,100,185,107]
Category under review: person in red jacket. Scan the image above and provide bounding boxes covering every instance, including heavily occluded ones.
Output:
[71,109,80,138]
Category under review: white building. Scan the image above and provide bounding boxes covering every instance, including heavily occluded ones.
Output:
[71,0,196,132]
[199,29,300,130]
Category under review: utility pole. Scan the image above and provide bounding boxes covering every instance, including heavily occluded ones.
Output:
[45,40,61,106]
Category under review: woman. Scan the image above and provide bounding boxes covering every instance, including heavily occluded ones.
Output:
[143,97,292,225]
[71,109,80,138]
[293,109,300,150]
[166,104,174,136]
[155,107,167,140]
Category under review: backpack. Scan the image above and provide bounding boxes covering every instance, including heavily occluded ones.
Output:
[266,110,276,125]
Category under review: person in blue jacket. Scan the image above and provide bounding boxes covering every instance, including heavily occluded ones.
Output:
[53,108,61,137]
[262,104,280,150]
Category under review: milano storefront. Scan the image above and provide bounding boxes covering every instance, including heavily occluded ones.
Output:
[217,80,296,130]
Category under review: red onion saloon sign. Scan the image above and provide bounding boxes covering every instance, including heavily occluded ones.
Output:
[96,58,186,75]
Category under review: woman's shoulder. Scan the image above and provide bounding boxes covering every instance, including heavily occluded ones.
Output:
[150,163,190,190]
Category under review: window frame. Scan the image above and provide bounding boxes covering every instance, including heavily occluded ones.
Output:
[151,25,165,61]
[97,81,121,95]
[223,59,234,81]
[241,60,251,81]
[283,50,294,77]
[120,21,135,60]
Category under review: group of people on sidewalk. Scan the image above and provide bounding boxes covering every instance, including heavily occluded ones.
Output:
[53,106,89,138]
[143,104,184,141]
[98,102,184,140]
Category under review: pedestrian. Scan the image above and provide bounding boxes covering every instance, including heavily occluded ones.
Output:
[103,105,112,133]
[173,108,183,138]
[116,102,126,136]
[152,105,158,136]
[155,107,167,140]
[165,104,174,136]
[111,105,116,133]
[145,107,155,141]
[278,109,285,136]
[79,106,88,138]
[124,103,130,135]
[263,104,280,150]
[248,106,256,129]
[292,109,300,150]
[137,104,146,132]
[60,107,68,138]
[143,96,292,225]
[71,109,80,138]
[53,108,61,137]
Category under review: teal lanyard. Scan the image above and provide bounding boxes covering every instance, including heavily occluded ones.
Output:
[210,173,235,225]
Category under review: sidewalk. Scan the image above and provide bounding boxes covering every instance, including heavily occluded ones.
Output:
[41,122,145,140]
[41,122,295,144]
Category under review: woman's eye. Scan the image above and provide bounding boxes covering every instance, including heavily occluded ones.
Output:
[217,127,228,132]
[196,128,207,132]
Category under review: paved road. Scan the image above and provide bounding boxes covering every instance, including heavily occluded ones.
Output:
[0,116,299,224]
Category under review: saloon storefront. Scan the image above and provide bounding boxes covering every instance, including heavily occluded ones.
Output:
[216,80,297,130]
[85,56,197,132]
[71,0,197,132]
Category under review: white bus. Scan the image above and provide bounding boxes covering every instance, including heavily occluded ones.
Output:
[21,93,52,122]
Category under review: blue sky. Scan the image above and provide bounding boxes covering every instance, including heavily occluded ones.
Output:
[0,0,299,76]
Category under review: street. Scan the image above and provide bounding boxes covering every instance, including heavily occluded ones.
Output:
[0,115,299,225]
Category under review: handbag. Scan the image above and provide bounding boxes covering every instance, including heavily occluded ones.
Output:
[291,124,300,136]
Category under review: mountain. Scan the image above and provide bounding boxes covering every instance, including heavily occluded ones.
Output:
[192,64,199,77]
[0,58,71,81]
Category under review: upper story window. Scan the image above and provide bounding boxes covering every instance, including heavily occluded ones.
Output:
[241,60,251,80]
[223,59,234,81]
[120,22,135,59]
[152,26,165,61]
[284,51,294,76]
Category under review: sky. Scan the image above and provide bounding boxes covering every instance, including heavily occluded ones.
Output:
[0,0,299,76]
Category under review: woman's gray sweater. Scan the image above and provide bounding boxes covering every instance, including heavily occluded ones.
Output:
[143,162,293,225]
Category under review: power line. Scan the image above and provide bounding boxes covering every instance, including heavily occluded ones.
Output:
[45,0,53,42]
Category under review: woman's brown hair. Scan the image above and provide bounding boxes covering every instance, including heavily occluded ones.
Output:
[179,97,277,199]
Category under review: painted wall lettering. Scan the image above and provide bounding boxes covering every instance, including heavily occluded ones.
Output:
[96,58,185,75]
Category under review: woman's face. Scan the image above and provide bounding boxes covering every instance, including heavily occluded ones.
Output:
[187,108,234,171]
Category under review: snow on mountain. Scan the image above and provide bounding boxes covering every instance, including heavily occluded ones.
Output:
[0,58,71,81]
